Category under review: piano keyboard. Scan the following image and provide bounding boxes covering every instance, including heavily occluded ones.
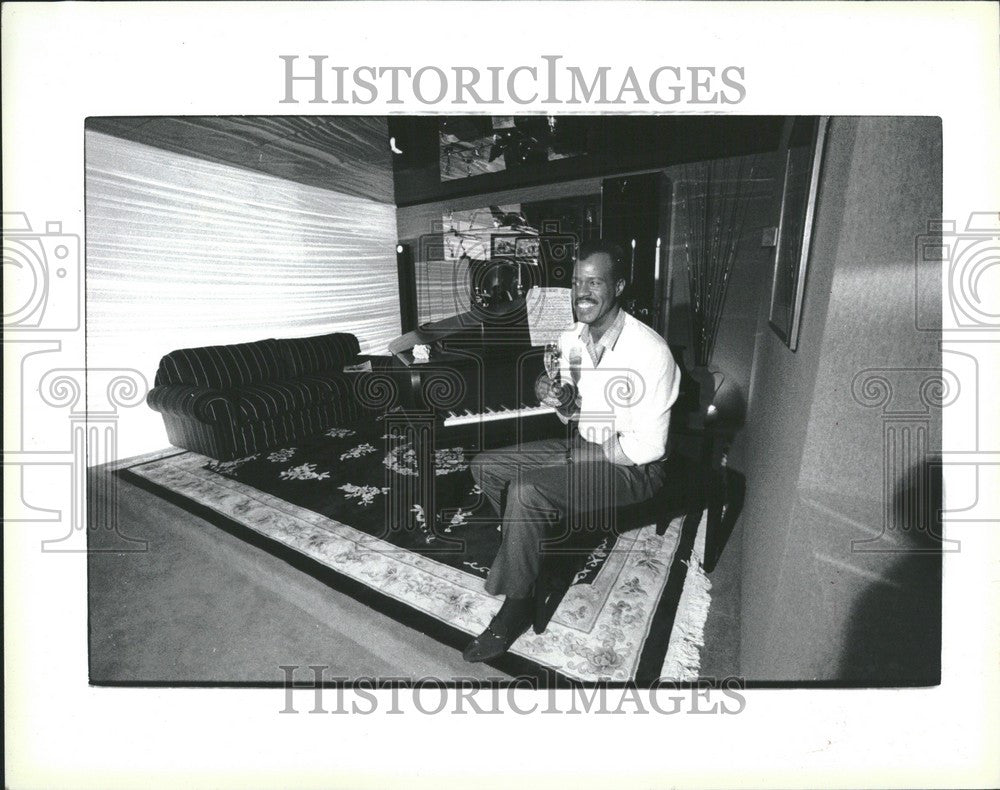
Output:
[442,404,557,427]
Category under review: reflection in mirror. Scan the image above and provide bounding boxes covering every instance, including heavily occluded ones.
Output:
[768,116,829,351]
[413,194,599,326]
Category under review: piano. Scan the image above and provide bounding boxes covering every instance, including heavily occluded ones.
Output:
[386,297,567,454]
[384,296,703,456]
[443,403,555,428]
[381,298,738,583]
[378,296,713,566]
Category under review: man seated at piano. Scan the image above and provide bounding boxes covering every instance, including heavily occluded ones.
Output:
[464,240,681,662]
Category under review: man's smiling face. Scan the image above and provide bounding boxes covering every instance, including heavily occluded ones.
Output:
[572,252,625,327]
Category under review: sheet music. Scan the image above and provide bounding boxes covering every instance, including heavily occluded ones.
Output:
[525,286,575,346]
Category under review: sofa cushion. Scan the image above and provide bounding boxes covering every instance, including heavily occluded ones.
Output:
[233,374,357,422]
[296,372,356,400]
[155,340,283,389]
[233,380,317,422]
[277,333,361,377]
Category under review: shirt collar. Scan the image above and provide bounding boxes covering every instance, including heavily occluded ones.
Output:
[579,307,626,351]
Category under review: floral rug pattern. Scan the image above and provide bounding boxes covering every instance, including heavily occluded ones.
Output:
[126,427,687,682]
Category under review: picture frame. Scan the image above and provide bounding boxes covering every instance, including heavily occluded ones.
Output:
[768,116,830,351]
[490,233,517,259]
[514,235,540,266]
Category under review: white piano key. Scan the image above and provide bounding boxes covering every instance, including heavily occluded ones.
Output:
[442,404,556,427]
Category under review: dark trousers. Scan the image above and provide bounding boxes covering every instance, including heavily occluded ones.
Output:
[470,436,666,598]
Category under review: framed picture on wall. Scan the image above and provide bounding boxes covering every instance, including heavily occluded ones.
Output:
[490,234,517,259]
[514,235,540,266]
[768,116,830,351]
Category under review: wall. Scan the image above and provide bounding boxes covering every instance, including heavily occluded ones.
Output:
[734,117,944,682]
[396,176,604,325]
[398,155,779,409]
[86,126,400,461]
[395,116,945,682]
[664,152,781,388]
[86,116,395,201]
[397,175,606,243]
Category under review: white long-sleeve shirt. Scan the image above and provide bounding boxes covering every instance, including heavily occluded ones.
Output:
[558,311,680,466]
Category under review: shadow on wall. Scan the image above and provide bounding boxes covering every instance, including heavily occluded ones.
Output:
[839,458,943,685]
[666,301,695,369]
[704,468,746,574]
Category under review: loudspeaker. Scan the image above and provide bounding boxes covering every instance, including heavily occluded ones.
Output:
[538,233,578,288]
[396,243,418,332]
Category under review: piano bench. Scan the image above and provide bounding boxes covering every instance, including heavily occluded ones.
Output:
[530,456,705,635]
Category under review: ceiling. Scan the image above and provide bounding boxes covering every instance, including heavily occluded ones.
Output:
[86,116,394,204]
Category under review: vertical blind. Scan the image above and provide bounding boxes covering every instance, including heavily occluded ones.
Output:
[85,130,400,459]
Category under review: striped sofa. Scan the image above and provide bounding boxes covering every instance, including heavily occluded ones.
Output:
[147,332,387,461]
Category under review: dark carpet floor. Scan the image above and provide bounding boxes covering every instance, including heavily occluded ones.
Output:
[88,460,507,683]
[88,455,741,684]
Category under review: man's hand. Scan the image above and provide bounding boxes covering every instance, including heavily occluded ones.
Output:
[534,374,579,418]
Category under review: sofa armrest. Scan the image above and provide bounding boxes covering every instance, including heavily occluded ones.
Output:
[147,385,235,424]
[354,354,394,372]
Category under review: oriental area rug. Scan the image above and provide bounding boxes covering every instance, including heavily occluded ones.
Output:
[122,422,711,684]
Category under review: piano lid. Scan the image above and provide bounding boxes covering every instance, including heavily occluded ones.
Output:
[387,297,529,355]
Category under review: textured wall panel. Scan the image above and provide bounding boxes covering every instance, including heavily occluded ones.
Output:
[86,116,395,204]
[86,130,400,459]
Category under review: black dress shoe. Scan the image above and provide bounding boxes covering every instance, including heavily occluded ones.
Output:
[462,624,517,663]
[462,606,532,663]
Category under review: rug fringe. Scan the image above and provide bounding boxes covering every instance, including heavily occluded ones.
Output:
[659,542,713,682]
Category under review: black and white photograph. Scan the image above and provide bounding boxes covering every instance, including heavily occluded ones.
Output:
[4,3,998,788]
[84,113,943,687]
